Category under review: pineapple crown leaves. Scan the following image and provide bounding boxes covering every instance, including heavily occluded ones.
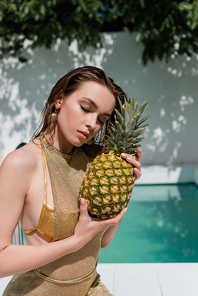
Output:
[105,97,150,155]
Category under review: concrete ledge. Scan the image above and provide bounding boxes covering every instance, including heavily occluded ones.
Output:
[136,165,198,185]
[0,276,12,296]
[97,263,198,296]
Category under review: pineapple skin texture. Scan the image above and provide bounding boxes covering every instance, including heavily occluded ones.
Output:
[79,153,135,220]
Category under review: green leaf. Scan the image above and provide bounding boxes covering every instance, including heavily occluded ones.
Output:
[1,0,198,63]
[135,31,142,43]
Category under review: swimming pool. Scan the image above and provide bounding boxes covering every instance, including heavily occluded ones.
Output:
[99,183,198,263]
[13,183,198,263]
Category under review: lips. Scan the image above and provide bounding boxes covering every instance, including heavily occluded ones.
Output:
[77,130,89,140]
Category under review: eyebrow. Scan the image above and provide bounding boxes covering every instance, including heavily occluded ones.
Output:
[82,97,112,117]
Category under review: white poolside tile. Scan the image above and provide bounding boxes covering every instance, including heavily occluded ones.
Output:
[97,264,115,295]
[0,276,12,296]
[156,263,198,296]
[113,264,162,296]
[98,263,198,296]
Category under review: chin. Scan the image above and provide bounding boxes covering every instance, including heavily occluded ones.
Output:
[71,139,85,148]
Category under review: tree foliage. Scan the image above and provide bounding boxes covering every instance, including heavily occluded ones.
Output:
[0,0,198,64]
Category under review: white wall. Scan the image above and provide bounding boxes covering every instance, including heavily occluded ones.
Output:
[0,32,198,166]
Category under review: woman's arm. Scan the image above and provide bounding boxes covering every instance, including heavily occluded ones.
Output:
[0,151,125,278]
[101,148,143,248]
[0,151,79,277]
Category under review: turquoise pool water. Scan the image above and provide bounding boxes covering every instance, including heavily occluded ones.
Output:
[13,183,198,263]
[99,183,198,263]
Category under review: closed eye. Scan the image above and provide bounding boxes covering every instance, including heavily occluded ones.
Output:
[98,118,104,125]
[81,105,90,112]
[81,105,104,125]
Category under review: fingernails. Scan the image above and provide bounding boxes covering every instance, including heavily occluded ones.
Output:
[81,198,85,205]
[125,208,127,213]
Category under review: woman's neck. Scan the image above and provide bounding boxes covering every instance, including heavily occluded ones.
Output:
[43,127,74,154]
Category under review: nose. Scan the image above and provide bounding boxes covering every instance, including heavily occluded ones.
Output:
[85,114,97,130]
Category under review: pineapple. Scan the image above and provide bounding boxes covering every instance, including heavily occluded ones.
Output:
[79,97,150,219]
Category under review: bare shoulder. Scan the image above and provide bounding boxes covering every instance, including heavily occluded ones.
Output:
[0,140,41,175]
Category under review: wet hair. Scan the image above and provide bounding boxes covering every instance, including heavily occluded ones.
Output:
[32,66,127,157]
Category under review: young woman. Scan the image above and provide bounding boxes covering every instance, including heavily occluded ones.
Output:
[0,66,142,295]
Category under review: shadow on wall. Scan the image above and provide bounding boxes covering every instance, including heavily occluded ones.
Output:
[113,41,197,166]
[0,34,117,163]
[0,32,197,166]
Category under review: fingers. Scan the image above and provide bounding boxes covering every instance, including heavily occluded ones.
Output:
[103,207,127,226]
[79,198,90,220]
[136,148,143,161]
[114,207,127,221]
[79,197,86,209]
[120,153,141,171]
[133,167,142,180]
[121,150,142,181]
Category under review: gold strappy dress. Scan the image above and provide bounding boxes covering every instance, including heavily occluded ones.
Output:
[3,136,112,296]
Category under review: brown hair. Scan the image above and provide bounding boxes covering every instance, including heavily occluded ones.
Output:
[32,66,127,157]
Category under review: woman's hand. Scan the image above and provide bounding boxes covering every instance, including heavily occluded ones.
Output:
[121,147,143,181]
[74,198,127,247]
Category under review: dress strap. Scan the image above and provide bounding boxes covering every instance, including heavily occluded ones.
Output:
[23,147,48,235]
[42,147,48,205]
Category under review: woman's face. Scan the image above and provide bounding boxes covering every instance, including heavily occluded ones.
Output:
[55,81,115,151]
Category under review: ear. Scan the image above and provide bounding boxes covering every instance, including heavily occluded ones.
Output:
[54,93,63,110]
